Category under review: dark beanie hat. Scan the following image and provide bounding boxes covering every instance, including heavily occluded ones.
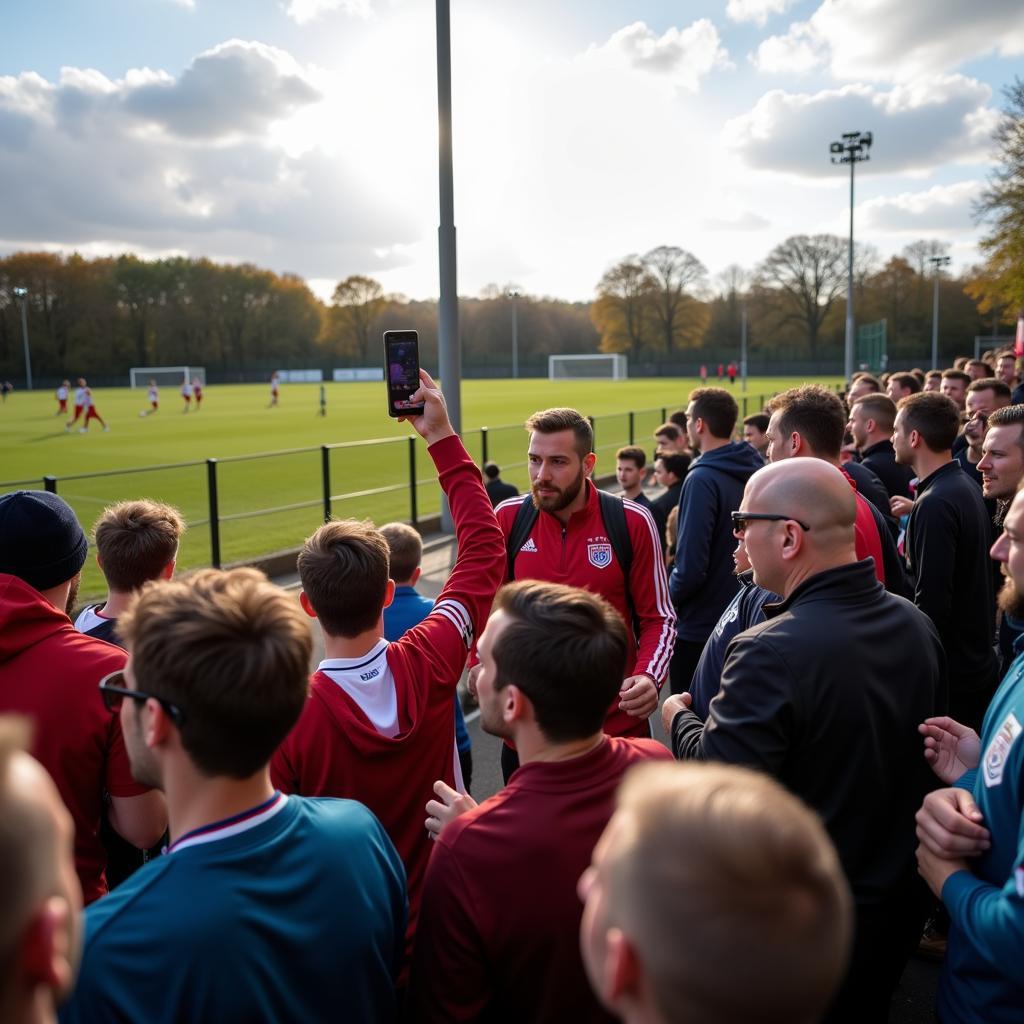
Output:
[0,490,88,592]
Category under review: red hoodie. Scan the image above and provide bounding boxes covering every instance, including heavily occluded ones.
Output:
[270,434,505,961]
[0,574,149,903]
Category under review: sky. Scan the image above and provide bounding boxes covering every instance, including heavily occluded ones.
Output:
[2,0,1022,304]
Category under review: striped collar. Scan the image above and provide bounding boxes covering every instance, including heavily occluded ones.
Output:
[167,792,288,854]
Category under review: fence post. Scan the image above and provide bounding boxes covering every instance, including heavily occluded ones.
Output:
[43,476,57,494]
[408,437,418,528]
[321,445,331,523]
[628,411,635,445]
[660,407,666,422]
[481,426,488,466]
[742,396,748,418]
[588,415,595,449]
[206,458,221,569]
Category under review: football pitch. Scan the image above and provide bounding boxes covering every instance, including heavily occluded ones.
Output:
[0,375,839,599]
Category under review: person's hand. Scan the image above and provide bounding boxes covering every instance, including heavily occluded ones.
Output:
[661,691,692,734]
[917,841,970,900]
[915,788,990,859]
[399,369,456,446]
[424,780,478,840]
[890,495,914,518]
[466,664,482,703]
[919,716,981,784]
[619,675,658,719]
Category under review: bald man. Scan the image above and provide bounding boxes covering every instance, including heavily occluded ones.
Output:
[662,459,946,1024]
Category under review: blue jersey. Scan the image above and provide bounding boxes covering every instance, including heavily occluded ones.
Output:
[62,795,406,1024]
[385,585,470,754]
[939,647,1024,1023]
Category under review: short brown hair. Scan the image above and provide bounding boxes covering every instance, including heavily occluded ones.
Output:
[743,413,770,432]
[93,500,185,592]
[604,761,851,1024]
[118,568,312,779]
[967,377,1012,403]
[298,520,390,637]
[766,385,845,458]
[941,368,971,387]
[655,452,690,480]
[688,387,738,440]
[850,373,881,392]
[525,408,593,459]
[851,393,898,433]
[988,405,1024,455]
[380,521,422,584]
[616,446,646,469]
[491,581,627,742]
[887,372,921,395]
[654,422,682,443]
[897,393,961,453]
[926,369,942,381]
[668,409,688,430]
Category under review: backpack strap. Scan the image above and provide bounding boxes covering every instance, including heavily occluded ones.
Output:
[597,490,639,640]
[505,498,539,581]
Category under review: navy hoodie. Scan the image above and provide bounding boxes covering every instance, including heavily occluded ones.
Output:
[669,441,764,642]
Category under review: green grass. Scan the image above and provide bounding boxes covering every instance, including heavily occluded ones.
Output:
[0,375,838,599]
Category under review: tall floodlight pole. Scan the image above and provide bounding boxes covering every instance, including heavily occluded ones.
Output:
[12,287,32,391]
[740,303,748,390]
[508,289,520,379]
[929,254,952,369]
[436,0,459,532]
[829,131,872,383]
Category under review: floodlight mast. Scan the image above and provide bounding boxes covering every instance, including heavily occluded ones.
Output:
[507,289,521,379]
[929,254,952,369]
[830,130,872,383]
[12,286,32,391]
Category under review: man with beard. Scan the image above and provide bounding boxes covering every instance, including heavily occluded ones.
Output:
[0,717,83,1024]
[473,408,675,780]
[62,569,407,1024]
[0,492,166,906]
[915,482,1024,1023]
[411,581,671,1023]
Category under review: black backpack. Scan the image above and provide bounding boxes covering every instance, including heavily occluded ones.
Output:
[505,490,636,632]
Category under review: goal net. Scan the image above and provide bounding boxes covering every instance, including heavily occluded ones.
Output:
[548,354,628,381]
[129,366,206,388]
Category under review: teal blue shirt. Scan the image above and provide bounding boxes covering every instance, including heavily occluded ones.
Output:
[939,645,1024,1023]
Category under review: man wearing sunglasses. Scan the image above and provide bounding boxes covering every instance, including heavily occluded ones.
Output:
[62,568,407,1024]
[0,491,166,907]
[661,458,945,1023]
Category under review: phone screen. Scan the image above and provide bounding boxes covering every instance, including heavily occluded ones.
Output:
[384,330,425,417]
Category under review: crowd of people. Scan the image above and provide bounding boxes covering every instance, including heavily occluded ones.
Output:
[1,352,1023,1024]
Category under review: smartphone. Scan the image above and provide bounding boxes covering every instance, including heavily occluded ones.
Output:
[383,330,425,418]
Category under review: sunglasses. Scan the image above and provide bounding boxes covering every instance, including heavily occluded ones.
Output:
[99,670,185,727]
[731,511,811,534]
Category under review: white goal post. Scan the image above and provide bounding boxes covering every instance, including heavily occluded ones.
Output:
[548,354,628,381]
[129,366,206,388]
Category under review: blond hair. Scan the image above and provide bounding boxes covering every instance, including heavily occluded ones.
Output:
[606,762,851,1024]
[93,499,185,592]
[118,568,312,779]
[380,522,423,584]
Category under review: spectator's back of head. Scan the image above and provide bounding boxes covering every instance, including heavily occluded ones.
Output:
[0,491,87,594]
[765,385,846,460]
[298,520,390,638]
[92,500,185,593]
[668,409,688,431]
[0,716,81,1021]
[483,461,501,481]
[484,581,627,743]
[118,567,312,780]
[580,761,851,1024]
[380,522,422,584]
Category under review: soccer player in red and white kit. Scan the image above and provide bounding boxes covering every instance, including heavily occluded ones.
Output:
[411,579,671,1023]
[55,379,70,416]
[140,380,158,416]
[180,378,192,413]
[191,377,202,410]
[271,369,504,967]
[66,379,107,433]
[268,372,279,407]
[471,407,675,779]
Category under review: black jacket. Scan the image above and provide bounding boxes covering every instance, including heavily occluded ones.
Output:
[905,460,998,696]
[671,559,945,908]
[485,478,519,507]
[861,440,914,500]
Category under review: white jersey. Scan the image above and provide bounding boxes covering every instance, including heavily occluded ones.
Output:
[74,387,87,407]
[148,386,158,402]
[181,382,193,398]
[74,605,111,634]
[57,385,68,401]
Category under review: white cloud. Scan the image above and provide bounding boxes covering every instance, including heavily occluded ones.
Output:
[726,0,797,27]
[724,76,998,178]
[284,0,372,26]
[702,210,770,231]
[756,0,1024,81]
[752,22,825,74]
[587,20,732,92]
[860,181,983,236]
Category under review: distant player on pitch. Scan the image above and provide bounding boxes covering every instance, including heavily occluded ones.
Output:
[191,377,203,410]
[180,378,193,413]
[269,372,280,408]
[66,378,108,433]
[56,379,70,416]
[140,380,159,417]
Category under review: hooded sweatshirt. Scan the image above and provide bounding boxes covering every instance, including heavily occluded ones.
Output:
[670,441,764,642]
[0,573,147,903]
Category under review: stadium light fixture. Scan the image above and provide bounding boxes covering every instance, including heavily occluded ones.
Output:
[507,288,521,379]
[929,254,952,369]
[12,286,32,391]
[830,130,872,383]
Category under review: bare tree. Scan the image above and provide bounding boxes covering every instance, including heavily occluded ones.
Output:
[591,257,657,360]
[755,234,847,358]
[641,246,708,352]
